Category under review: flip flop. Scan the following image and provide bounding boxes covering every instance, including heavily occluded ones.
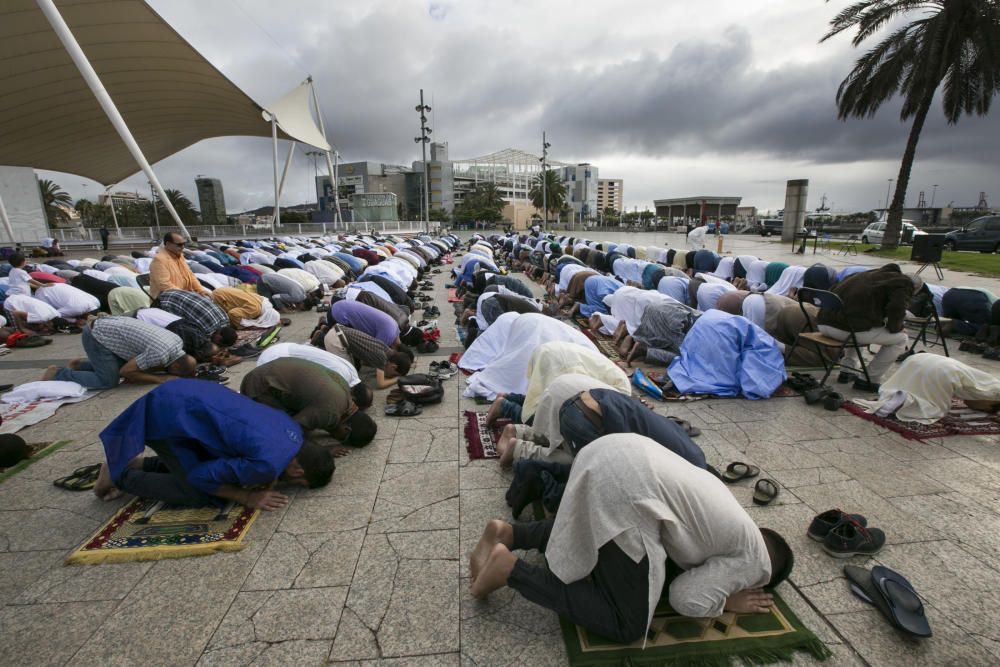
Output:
[752,478,780,505]
[257,325,282,348]
[721,461,760,484]
[384,401,422,417]
[53,463,101,491]
[666,416,701,437]
[632,368,664,400]
[844,565,932,638]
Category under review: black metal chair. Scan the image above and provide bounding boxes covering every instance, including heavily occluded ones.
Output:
[135,273,153,300]
[787,287,872,386]
[839,235,859,256]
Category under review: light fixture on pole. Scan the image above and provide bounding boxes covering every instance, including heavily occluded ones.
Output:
[539,131,550,230]
[414,90,432,233]
[884,178,893,218]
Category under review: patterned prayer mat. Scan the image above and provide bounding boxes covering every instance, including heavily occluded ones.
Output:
[578,325,623,363]
[560,582,830,667]
[463,410,511,459]
[0,441,69,484]
[448,288,463,303]
[66,497,259,565]
[843,399,1000,440]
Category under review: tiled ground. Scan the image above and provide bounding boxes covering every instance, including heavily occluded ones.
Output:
[1,233,998,666]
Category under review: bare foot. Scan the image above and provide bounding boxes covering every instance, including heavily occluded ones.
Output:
[617,335,633,357]
[497,434,518,469]
[588,314,603,332]
[93,463,122,501]
[611,320,628,345]
[626,342,646,363]
[68,358,84,370]
[41,365,59,381]
[470,543,518,599]
[485,394,506,426]
[470,520,514,583]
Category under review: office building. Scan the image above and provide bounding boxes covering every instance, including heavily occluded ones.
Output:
[413,142,455,214]
[0,166,48,242]
[597,178,623,213]
[316,161,410,220]
[559,163,599,222]
[195,177,227,224]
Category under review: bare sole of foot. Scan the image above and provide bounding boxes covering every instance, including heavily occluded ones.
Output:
[93,463,122,501]
[497,436,516,468]
[41,365,59,381]
[470,520,511,583]
[470,543,517,599]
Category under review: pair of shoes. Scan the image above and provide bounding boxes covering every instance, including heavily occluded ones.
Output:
[423,306,440,317]
[837,371,857,384]
[812,510,885,557]
[384,400,421,417]
[804,385,836,405]
[786,372,819,392]
[852,378,880,392]
[230,342,261,358]
[983,347,1000,360]
[959,340,985,354]
[428,360,457,378]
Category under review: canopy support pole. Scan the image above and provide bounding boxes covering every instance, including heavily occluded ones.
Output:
[36,0,190,240]
[105,187,122,234]
[278,141,296,198]
[270,114,281,235]
[307,78,342,229]
[0,193,15,244]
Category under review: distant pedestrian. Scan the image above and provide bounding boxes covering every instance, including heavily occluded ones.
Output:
[99,226,110,251]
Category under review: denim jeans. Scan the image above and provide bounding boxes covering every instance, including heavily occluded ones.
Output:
[54,325,122,389]
[558,398,604,455]
[499,393,525,423]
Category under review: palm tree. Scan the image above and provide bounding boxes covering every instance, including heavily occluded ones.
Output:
[156,189,200,226]
[528,169,566,225]
[471,182,507,215]
[74,198,93,226]
[822,0,1000,249]
[38,178,72,225]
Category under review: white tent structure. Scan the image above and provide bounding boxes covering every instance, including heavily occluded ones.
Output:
[0,0,338,242]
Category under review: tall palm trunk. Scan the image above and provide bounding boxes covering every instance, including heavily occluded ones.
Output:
[884,89,934,250]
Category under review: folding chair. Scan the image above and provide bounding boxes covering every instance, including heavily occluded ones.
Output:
[839,235,859,256]
[817,233,832,253]
[135,273,153,300]
[903,312,951,357]
[787,287,872,386]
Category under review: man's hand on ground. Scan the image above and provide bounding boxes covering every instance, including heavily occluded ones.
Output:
[245,489,290,511]
[724,588,774,614]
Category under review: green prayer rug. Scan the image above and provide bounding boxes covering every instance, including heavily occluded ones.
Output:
[559,580,830,667]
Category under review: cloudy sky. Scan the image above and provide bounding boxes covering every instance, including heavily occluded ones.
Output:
[42,0,1000,215]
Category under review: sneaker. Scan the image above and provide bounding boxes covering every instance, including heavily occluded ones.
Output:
[822,520,885,557]
[808,509,867,541]
[852,378,880,393]
[230,342,261,358]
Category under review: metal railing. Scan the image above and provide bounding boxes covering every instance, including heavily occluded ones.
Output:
[7,221,440,247]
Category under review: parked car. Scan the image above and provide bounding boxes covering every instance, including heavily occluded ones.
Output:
[943,215,1000,252]
[860,220,924,245]
[757,219,783,236]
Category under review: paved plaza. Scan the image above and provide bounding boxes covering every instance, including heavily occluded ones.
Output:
[1,233,999,666]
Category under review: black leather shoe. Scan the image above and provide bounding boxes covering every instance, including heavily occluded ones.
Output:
[852,378,880,393]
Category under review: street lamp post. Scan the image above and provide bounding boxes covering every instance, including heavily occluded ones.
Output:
[414,90,432,233]
[930,184,938,208]
[884,178,893,219]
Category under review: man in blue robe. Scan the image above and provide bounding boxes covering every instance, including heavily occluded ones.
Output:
[94,380,335,510]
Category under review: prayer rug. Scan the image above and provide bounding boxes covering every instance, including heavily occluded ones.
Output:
[560,572,830,667]
[448,288,463,303]
[463,410,511,459]
[842,400,1000,441]
[577,326,623,363]
[66,497,259,565]
[448,352,462,366]
[0,393,96,434]
[0,440,70,484]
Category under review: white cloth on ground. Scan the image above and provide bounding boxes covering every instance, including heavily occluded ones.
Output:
[1,380,87,403]
[547,435,770,634]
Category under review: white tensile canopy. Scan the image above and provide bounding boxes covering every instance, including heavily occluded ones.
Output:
[0,0,336,241]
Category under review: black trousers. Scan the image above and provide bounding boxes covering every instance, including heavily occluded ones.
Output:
[118,440,216,507]
[508,519,649,644]
[942,288,991,336]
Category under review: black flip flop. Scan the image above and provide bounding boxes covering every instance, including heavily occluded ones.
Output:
[844,565,932,638]
[666,416,701,437]
[752,479,780,505]
[721,462,760,484]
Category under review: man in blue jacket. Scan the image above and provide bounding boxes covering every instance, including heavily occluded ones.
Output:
[94,380,335,510]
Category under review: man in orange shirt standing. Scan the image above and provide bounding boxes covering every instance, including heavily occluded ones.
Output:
[149,232,210,299]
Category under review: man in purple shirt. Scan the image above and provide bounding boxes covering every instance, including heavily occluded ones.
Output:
[329,299,423,349]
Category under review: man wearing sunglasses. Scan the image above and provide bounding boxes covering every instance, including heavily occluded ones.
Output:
[149,232,210,299]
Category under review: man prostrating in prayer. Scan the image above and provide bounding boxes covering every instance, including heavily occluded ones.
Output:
[94,379,335,510]
[469,435,793,644]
